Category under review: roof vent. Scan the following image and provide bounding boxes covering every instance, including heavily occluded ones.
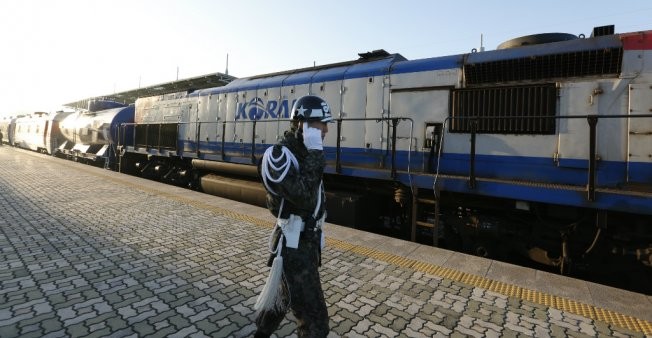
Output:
[591,25,615,37]
[358,49,390,60]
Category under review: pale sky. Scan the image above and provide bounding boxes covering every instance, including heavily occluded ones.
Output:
[0,0,650,116]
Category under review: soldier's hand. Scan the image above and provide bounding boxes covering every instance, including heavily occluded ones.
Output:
[303,124,323,150]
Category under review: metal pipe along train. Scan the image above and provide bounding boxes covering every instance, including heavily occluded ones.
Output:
[2,25,650,292]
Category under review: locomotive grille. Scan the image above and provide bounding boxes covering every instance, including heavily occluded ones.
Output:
[135,125,147,147]
[134,124,178,149]
[464,47,622,84]
[159,124,178,149]
[450,84,557,134]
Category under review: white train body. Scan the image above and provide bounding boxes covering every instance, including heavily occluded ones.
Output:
[130,30,652,214]
[12,112,71,154]
[119,28,652,283]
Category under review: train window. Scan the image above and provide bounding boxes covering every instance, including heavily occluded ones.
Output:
[450,84,557,135]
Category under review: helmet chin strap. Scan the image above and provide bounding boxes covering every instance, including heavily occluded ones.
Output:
[295,123,303,142]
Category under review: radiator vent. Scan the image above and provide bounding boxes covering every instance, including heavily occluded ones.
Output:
[135,124,178,149]
[451,84,557,134]
[464,47,622,85]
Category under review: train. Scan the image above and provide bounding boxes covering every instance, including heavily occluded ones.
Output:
[57,100,134,168]
[0,100,133,169]
[0,111,71,154]
[3,25,651,292]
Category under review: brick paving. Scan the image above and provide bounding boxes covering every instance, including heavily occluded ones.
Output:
[0,147,648,337]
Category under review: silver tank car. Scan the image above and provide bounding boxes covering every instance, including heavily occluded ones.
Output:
[59,101,134,168]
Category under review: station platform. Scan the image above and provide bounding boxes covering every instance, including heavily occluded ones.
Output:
[0,146,650,338]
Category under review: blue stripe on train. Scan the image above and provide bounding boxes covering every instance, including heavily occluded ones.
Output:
[171,140,651,213]
[186,140,648,187]
[403,172,652,216]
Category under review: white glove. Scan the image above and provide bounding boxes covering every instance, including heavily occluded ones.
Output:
[302,124,323,150]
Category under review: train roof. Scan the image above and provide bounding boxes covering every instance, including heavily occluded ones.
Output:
[64,72,236,109]
[91,26,652,104]
[466,34,622,64]
[197,28,645,95]
[14,111,73,122]
[201,52,413,95]
[390,55,463,74]
[198,36,621,95]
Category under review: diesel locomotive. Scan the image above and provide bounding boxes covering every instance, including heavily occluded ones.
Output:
[118,25,652,290]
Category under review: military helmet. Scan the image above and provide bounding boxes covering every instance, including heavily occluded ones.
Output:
[291,95,333,123]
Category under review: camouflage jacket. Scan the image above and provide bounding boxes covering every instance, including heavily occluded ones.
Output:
[261,126,326,221]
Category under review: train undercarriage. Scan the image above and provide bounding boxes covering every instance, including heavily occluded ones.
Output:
[119,152,652,294]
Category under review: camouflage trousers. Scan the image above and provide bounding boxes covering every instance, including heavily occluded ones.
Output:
[255,230,329,337]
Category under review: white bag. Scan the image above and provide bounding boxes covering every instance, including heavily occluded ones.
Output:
[280,214,303,249]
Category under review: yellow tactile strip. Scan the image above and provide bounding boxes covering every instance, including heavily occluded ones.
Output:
[56,158,652,335]
[326,238,652,335]
[178,191,652,335]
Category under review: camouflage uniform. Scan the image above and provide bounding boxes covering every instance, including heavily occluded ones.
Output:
[255,125,329,338]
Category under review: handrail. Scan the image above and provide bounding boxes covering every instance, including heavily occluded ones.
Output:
[118,113,652,203]
[119,116,415,178]
[251,120,256,164]
[217,119,293,163]
[325,117,413,178]
[195,122,200,157]
[453,113,652,201]
[469,119,477,189]
[221,123,226,158]
[587,116,598,201]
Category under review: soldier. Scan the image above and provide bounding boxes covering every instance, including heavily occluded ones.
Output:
[254,95,331,337]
